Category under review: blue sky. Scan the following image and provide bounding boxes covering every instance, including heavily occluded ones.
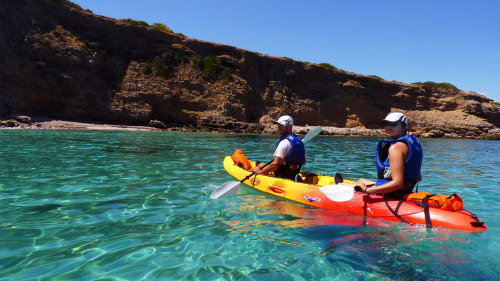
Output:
[72,0,500,102]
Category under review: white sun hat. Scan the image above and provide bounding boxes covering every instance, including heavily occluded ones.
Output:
[382,112,408,126]
[275,115,294,126]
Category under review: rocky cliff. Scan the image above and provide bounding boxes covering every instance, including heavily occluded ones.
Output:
[1,0,499,139]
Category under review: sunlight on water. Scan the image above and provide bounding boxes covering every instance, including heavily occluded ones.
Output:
[0,130,499,280]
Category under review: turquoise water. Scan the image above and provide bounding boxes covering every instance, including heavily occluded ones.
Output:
[0,130,499,280]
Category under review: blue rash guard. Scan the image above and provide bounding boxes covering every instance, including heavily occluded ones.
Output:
[274,134,306,180]
[374,134,423,197]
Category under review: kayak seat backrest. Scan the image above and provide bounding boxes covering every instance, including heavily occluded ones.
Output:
[317,176,336,186]
[299,172,319,185]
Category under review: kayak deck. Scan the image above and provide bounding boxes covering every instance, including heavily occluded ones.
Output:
[223,156,487,231]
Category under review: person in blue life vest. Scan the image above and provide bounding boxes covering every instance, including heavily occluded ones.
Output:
[252,115,306,180]
[337,112,423,198]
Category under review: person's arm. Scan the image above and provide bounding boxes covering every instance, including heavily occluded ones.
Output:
[253,156,282,175]
[252,139,290,175]
[360,142,408,194]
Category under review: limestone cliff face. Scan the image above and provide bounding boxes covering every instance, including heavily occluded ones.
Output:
[1,0,499,139]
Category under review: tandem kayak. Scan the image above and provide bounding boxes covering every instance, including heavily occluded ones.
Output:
[222,156,487,231]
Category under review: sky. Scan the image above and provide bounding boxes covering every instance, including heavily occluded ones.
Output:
[72,0,500,102]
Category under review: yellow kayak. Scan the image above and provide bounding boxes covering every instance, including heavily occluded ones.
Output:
[223,155,487,231]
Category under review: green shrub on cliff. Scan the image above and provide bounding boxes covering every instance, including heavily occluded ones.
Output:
[142,56,168,78]
[413,81,458,90]
[190,55,203,68]
[153,56,169,78]
[369,75,383,80]
[219,67,232,81]
[121,18,149,27]
[152,23,172,33]
[318,63,338,71]
[120,19,177,34]
[201,56,231,82]
[187,55,231,82]
[202,56,220,81]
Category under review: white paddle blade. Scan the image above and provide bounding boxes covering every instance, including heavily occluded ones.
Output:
[319,184,355,202]
[302,126,322,143]
[210,181,241,199]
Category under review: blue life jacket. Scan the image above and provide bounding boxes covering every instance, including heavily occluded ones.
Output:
[276,134,306,165]
[274,134,305,179]
[375,135,423,194]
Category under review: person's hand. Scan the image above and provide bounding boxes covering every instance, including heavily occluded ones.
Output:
[359,182,367,192]
[252,163,263,174]
[354,182,368,193]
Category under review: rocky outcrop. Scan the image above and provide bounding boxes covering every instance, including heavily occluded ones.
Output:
[1,0,499,139]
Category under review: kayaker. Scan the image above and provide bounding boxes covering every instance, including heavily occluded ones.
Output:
[337,112,423,198]
[252,115,306,180]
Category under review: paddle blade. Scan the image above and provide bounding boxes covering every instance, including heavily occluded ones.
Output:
[302,126,322,143]
[319,184,354,202]
[210,181,241,199]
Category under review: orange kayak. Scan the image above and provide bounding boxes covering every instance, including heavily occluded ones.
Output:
[223,156,487,231]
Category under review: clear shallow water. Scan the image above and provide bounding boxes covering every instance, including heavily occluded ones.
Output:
[0,130,499,280]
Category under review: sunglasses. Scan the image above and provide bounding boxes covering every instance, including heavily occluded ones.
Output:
[382,121,400,127]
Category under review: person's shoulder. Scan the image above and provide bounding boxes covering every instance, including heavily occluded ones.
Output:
[390,141,409,152]
[278,138,292,147]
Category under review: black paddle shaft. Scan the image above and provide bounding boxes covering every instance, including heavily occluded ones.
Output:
[240,160,272,183]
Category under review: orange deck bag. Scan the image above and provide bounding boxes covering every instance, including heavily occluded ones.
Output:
[231,149,252,170]
[404,192,464,211]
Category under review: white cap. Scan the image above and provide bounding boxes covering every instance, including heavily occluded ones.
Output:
[275,115,294,126]
[382,112,408,126]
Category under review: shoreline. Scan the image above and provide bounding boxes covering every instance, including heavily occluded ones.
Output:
[0,116,500,140]
[1,119,383,135]
[3,118,499,140]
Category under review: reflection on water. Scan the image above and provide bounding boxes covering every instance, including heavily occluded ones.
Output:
[324,226,476,280]
[0,130,498,280]
[229,195,397,231]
